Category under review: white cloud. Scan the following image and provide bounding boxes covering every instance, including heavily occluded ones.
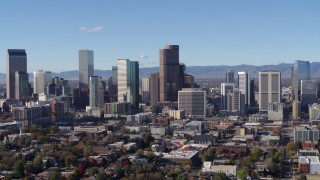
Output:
[80,26,104,32]
[139,53,149,59]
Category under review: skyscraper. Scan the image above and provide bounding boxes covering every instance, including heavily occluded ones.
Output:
[258,70,281,111]
[149,72,160,106]
[6,49,27,99]
[79,50,94,89]
[89,76,104,108]
[225,71,235,83]
[159,45,181,102]
[300,80,317,109]
[15,71,29,100]
[238,72,250,107]
[109,66,118,102]
[141,78,150,103]
[33,70,51,94]
[178,88,207,118]
[221,83,235,110]
[117,59,139,108]
[293,60,311,101]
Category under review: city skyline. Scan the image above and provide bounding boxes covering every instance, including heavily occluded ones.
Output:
[0,1,319,73]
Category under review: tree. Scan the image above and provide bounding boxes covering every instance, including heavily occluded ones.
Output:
[286,141,297,157]
[135,149,144,158]
[113,165,124,178]
[300,174,307,180]
[141,133,154,148]
[250,147,262,162]
[145,151,155,161]
[201,148,215,162]
[88,167,99,177]
[14,160,25,178]
[48,170,61,180]
[176,173,188,180]
[65,155,77,167]
[213,172,227,180]
[237,168,248,180]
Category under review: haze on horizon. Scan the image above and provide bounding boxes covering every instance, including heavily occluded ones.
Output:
[0,0,319,73]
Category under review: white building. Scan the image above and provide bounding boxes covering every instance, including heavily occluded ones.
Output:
[33,70,51,94]
[202,161,237,176]
[141,78,150,103]
[221,83,234,110]
[309,103,320,122]
[299,156,320,174]
[267,102,284,121]
[238,72,250,107]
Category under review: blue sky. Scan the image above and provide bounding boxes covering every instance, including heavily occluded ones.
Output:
[0,0,319,73]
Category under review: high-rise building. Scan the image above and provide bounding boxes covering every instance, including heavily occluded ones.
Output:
[141,78,150,103]
[238,72,250,107]
[249,78,256,106]
[293,60,311,101]
[15,71,29,100]
[89,76,104,108]
[292,101,301,120]
[79,50,94,89]
[33,70,51,94]
[149,72,160,106]
[184,74,194,88]
[267,102,284,121]
[159,45,181,102]
[258,71,281,111]
[227,88,246,115]
[117,59,139,108]
[178,88,206,118]
[221,83,235,110]
[225,71,235,83]
[300,80,317,109]
[6,49,27,99]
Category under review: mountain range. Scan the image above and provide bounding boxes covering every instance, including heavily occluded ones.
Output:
[0,62,320,82]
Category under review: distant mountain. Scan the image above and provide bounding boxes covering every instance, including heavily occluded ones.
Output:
[0,62,320,82]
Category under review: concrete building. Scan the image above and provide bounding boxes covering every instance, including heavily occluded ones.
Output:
[109,66,118,102]
[141,78,150,103]
[267,102,284,121]
[159,45,182,102]
[258,71,281,112]
[301,80,317,109]
[117,59,139,108]
[89,76,104,108]
[238,72,250,106]
[294,126,319,142]
[79,50,94,89]
[15,71,29,100]
[227,88,245,116]
[292,101,301,120]
[225,71,234,83]
[309,103,320,122]
[33,70,51,95]
[221,83,234,110]
[202,162,237,176]
[149,72,160,106]
[6,49,27,99]
[178,88,206,118]
[293,60,311,101]
[299,156,320,174]
[104,102,131,117]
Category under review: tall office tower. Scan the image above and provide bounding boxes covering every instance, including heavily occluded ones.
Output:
[300,80,317,109]
[238,72,250,107]
[159,45,181,102]
[117,59,139,108]
[225,71,235,83]
[6,49,27,99]
[33,70,51,94]
[141,78,150,103]
[293,60,311,101]
[15,72,29,100]
[292,100,301,120]
[79,50,94,89]
[184,74,194,88]
[221,83,235,110]
[108,66,118,102]
[178,88,207,118]
[149,72,160,106]
[258,70,281,111]
[249,78,255,106]
[89,76,104,108]
[226,88,245,115]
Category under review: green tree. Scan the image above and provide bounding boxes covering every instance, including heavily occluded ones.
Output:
[176,173,188,180]
[299,174,307,180]
[237,168,248,180]
[201,148,215,162]
[135,149,144,158]
[213,172,227,180]
[141,132,154,148]
[88,167,99,177]
[49,170,61,180]
[14,160,25,178]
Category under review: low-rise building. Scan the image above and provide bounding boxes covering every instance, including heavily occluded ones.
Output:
[202,161,237,176]
[299,156,320,174]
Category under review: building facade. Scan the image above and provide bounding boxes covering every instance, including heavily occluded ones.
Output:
[6,49,27,99]
[178,88,206,118]
[238,72,250,107]
[258,71,281,112]
[117,59,139,108]
[89,76,104,108]
[221,83,234,110]
[225,71,234,83]
[15,72,29,100]
[33,70,51,95]
[79,50,94,89]
[293,60,311,101]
